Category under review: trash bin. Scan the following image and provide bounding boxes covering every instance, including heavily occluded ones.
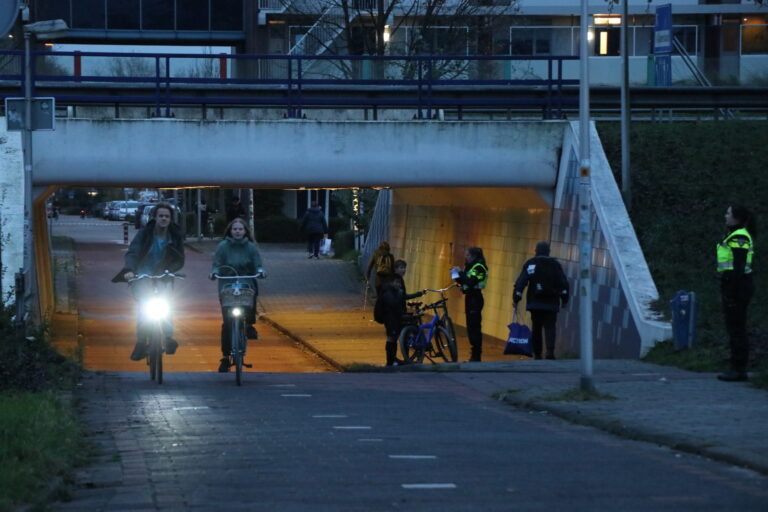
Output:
[670,291,696,349]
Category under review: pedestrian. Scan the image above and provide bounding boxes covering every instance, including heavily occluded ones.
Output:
[366,241,395,295]
[513,241,570,360]
[300,201,328,259]
[210,217,264,373]
[226,195,247,224]
[199,198,209,234]
[111,202,185,361]
[452,247,488,362]
[717,205,756,382]
[375,260,425,366]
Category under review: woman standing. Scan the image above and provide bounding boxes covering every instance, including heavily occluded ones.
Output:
[452,247,488,362]
[717,205,756,382]
[211,218,264,373]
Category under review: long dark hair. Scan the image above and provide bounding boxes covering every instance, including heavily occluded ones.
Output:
[466,246,487,268]
[730,205,757,239]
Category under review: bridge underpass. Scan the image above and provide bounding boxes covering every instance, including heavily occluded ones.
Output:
[0,117,670,369]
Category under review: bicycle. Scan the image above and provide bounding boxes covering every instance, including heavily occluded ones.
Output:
[213,267,265,386]
[128,271,184,384]
[398,291,459,364]
[423,284,458,350]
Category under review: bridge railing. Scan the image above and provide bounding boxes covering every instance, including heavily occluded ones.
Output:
[0,50,578,119]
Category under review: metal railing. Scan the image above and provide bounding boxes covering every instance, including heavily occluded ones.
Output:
[0,50,577,119]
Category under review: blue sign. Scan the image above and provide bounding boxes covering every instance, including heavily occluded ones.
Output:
[655,54,671,86]
[654,4,672,54]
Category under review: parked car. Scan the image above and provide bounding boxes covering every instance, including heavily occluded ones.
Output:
[103,201,118,220]
[119,201,141,221]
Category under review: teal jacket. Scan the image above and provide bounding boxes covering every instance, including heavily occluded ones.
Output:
[211,237,263,293]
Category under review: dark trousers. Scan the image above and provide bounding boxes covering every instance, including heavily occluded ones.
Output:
[307,233,323,256]
[530,310,558,359]
[465,293,484,361]
[722,290,753,372]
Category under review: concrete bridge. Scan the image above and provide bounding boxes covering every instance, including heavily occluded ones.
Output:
[0,116,670,358]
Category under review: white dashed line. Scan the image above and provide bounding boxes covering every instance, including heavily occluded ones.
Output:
[332,426,371,430]
[312,414,348,418]
[269,384,296,388]
[401,484,456,489]
[358,438,384,442]
[388,455,437,460]
[281,394,312,397]
[172,406,210,411]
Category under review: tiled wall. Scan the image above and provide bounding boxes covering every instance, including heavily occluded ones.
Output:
[388,188,551,344]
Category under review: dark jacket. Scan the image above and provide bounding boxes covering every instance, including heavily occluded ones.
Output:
[211,236,263,294]
[111,220,185,282]
[300,206,328,235]
[513,255,569,312]
[377,275,423,334]
[226,202,247,223]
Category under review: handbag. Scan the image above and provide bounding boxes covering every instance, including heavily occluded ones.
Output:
[504,307,532,356]
[320,237,332,256]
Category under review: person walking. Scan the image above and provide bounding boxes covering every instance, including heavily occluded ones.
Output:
[300,201,328,259]
[452,247,488,362]
[375,260,425,366]
[211,217,264,373]
[513,241,569,360]
[717,205,756,382]
[111,203,185,360]
[366,241,395,295]
[226,195,247,224]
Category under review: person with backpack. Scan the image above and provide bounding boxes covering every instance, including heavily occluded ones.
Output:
[374,259,425,366]
[300,201,328,259]
[513,241,569,360]
[452,247,488,362]
[366,241,395,295]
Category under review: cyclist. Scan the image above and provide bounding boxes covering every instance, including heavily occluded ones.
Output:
[452,246,488,362]
[210,217,264,373]
[112,202,185,361]
[376,259,424,366]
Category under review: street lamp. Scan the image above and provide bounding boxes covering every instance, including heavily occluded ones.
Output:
[20,12,68,325]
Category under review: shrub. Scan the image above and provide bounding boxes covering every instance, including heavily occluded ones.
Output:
[333,230,355,258]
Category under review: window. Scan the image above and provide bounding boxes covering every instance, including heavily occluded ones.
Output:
[673,26,697,55]
[142,0,174,30]
[72,0,105,29]
[742,24,768,54]
[36,0,72,26]
[107,0,140,29]
[212,0,242,30]
[177,0,209,31]
[509,27,556,56]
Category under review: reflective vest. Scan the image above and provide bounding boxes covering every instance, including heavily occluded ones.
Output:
[463,262,488,291]
[716,228,753,274]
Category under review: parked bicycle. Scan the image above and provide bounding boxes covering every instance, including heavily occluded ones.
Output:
[128,270,184,384]
[399,286,459,363]
[213,267,265,386]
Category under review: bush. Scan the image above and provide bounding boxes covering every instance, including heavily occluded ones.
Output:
[328,216,349,238]
[332,230,355,258]
[254,216,303,243]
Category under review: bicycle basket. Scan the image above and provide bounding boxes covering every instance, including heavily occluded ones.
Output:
[219,287,255,308]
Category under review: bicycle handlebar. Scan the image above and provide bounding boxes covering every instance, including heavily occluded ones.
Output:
[213,273,264,279]
[425,283,459,294]
[128,271,185,283]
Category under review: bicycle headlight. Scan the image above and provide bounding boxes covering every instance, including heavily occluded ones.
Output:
[231,307,242,318]
[142,297,170,321]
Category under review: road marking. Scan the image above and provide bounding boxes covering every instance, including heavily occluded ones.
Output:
[401,484,456,489]
[312,414,348,418]
[269,384,296,388]
[389,455,437,460]
[281,394,312,397]
[358,438,384,442]
[333,426,371,430]
[172,406,210,411]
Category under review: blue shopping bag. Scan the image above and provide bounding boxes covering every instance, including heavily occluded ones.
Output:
[504,308,532,356]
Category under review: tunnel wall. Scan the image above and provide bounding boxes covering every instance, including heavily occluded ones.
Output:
[0,120,23,302]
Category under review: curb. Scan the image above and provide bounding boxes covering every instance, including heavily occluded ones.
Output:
[501,395,768,477]
[258,315,345,373]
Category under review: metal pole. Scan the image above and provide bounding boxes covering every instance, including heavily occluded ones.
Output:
[21,29,33,326]
[579,0,595,392]
[620,0,631,210]
[248,188,255,238]
[196,188,202,241]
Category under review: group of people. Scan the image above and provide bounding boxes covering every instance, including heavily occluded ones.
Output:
[113,202,264,373]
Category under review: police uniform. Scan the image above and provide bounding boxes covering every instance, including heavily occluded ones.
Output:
[457,260,488,362]
[717,227,754,379]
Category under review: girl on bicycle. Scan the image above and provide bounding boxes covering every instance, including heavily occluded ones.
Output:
[210,217,264,373]
[452,247,488,362]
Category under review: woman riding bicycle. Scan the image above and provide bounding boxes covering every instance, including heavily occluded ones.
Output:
[210,217,264,373]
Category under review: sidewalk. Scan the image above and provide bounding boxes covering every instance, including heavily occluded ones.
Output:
[184,241,768,476]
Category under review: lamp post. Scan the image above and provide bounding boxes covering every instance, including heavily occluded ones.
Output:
[20,16,68,325]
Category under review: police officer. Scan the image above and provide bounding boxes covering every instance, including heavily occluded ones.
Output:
[717,205,756,382]
[452,247,488,362]
[513,241,569,360]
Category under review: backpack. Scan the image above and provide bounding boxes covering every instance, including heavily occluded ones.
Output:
[529,258,561,299]
[376,253,394,276]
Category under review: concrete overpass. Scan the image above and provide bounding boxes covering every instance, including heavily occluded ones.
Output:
[0,117,670,359]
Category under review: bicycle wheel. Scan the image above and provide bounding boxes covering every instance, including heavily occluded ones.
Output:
[148,331,163,384]
[442,316,457,347]
[399,325,425,363]
[231,321,243,386]
[433,326,458,363]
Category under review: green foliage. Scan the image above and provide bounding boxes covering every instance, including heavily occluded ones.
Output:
[0,392,87,511]
[328,216,349,238]
[253,190,285,218]
[597,121,768,376]
[254,216,303,243]
[331,189,379,234]
[332,230,355,258]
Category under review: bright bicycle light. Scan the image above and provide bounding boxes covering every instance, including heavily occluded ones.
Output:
[142,297,170,321]
[231,307,242,317]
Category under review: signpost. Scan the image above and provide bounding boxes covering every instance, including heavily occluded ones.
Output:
[5,97,56,131]
[654,4,672,86]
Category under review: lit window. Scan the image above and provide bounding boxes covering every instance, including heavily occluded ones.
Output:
[594,15,621,26]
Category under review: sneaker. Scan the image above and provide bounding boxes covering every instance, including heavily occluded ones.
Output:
[130,342,147,361]
[218,357,230,373]
[164,337,179,355]
[246,325,259,340]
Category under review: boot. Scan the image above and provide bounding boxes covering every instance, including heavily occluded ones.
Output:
[385,342,397,366]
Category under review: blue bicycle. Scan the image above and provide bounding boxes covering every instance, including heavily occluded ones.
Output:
[398,288,458,364]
